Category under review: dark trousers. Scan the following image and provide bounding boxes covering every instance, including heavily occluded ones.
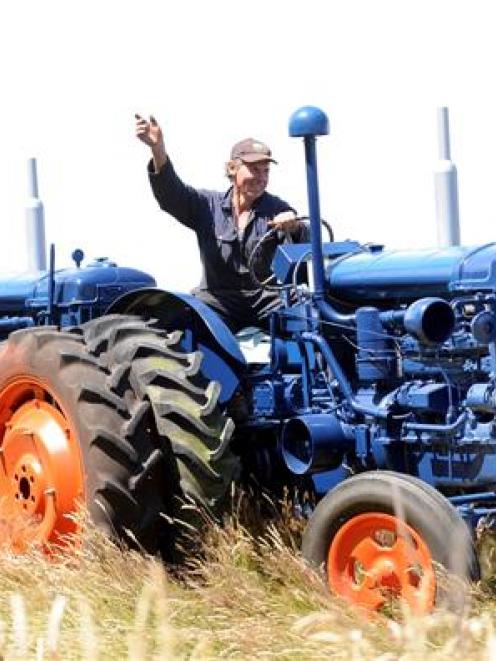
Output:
[192,287,282,334]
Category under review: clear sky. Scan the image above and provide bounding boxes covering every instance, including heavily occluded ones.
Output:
[1,0,495,290]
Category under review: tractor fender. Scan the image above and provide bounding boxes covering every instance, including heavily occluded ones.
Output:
[106,287,246,403]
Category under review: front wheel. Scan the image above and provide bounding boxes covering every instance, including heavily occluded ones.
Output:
[301,471,479,614]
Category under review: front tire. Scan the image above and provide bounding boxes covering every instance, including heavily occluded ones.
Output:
[302,471,478,614]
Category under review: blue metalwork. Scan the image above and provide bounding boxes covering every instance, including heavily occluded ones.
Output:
[107,288,244,403]
[0,316,35,332]
[46,243,55,324]
[281,413,352,474]
[355,307,396,382]
[272,240,362,285]
[243,106,496,540]
[0,249,156,338]
[289,106,330,138]
[303,135,326,298]
[321,242,496,303]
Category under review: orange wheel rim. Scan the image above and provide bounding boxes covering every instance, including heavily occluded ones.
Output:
[328,512,436,614]
[0,377,84,552]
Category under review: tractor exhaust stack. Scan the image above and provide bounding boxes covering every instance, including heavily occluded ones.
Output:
[26,157,47,271]
[434,107,461,247]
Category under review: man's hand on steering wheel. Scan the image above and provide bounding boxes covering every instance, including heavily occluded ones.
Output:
[267,211,300,235]
[249,214,333,290]
[248,214,297,289]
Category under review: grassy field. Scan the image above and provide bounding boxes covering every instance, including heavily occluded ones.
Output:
[1,503,496,660]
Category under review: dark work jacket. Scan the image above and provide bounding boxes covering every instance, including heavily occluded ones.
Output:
[148,159,309,330]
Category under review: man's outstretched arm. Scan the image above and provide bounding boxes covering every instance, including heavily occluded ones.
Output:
[135,112,208,229]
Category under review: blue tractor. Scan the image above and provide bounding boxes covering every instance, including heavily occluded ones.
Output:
[2,106,496,613]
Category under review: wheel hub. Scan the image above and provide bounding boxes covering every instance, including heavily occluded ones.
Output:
[328,512,436,614]
[0,381,84,551]
[12,453,46,515]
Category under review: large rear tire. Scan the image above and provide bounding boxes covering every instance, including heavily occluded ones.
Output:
[302,471,478,614]
[0,315,239,556]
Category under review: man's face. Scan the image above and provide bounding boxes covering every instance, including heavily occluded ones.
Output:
[233,160,270,201]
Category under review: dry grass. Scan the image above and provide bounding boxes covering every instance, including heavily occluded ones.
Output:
[1,502,496,659]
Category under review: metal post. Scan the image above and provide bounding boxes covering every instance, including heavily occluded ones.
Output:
[303,135,326,298]
[289,105,355,327]
[434,107,461,246]
[46,243,55,325]
[25,157,47,271]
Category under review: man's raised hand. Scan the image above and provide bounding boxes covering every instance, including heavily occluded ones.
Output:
[135,113,167,171]
[135,114,164,148]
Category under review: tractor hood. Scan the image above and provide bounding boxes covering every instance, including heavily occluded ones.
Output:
[327,242,496,305]
[0,272,43,313]
[0,259,156,316]
[273,241,496,308]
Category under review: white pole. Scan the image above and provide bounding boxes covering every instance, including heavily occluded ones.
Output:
[434,107,461,246]
[25,157,47,271]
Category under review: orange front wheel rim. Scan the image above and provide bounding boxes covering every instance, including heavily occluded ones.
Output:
[328,512,436,614]
[0,378,84,551]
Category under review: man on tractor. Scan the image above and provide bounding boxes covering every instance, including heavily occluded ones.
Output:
[135,113,309,332]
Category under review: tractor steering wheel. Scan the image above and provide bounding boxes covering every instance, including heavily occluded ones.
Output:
[248,217,334,290]
[248,226,288,289]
